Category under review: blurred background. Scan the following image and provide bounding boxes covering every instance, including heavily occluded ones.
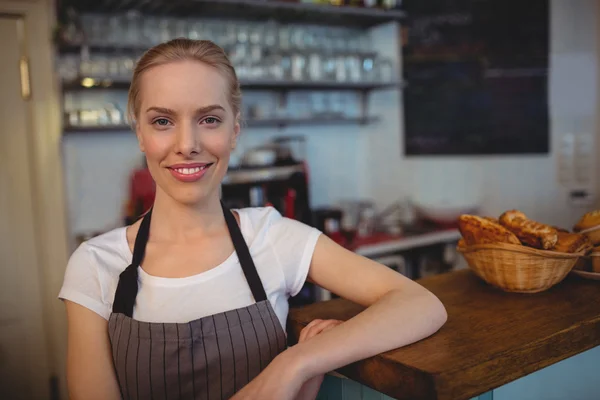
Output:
[1,0,599,399]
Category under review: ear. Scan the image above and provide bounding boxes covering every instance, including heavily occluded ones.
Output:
[231,113,241,149]
[135,123,145,152]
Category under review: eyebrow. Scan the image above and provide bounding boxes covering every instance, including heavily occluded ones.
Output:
[145,105,226,115]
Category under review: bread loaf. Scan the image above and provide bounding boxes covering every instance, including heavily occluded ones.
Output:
[573,210,600,232]
[552,231,592,254]
[458,215,521,246]
[499,210,558,250]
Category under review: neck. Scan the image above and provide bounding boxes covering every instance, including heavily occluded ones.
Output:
[148,187,226,241]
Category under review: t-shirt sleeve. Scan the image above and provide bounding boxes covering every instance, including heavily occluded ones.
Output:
[266,209,322,297]
[58,243,111,320]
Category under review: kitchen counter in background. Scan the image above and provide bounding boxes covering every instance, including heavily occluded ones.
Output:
[288,270,600,400]
[353,229,460,258]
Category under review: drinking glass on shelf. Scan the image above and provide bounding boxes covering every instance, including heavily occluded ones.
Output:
[345,55,361,82]
[303,29,317,50]
[375,57,394,82]
[290,26,305,50]
[348,32,362,53]
[307,53,324,82]
[249,45,262,64]
[248,23,264,46]
[187,19,202,40]
[359,34,372,53]
[81,14,106,46]
[290,54,307,81]
[158,17,172,42]
[266,55,284,81]
[221,22,237,48]
[277,25,291,51]
[280,55,292,81]
[323,56,336,81]
[107,57,120,79]
[327,92,346,117]
[332,30,347,53]
[361,55,376,81]
[309,92,328,117]
[119,56,136,79]
[334,55,347,82]
[207,21,227,45]
[90,56,108,79]
[173,18,188,39]
[58,56,80,82]
[107,15,125,46]
[236,22,250,46]
[263,21,278,48]
[123,11,142,46]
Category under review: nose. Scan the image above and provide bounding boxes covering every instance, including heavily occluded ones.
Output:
[175,121,200,157]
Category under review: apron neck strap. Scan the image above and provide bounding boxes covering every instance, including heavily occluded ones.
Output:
[112,202,267,317]
[221,201,268,303]
[112,209,152,317]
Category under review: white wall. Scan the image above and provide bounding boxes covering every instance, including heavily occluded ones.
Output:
[366,0,600,229]
[62,0,599,236]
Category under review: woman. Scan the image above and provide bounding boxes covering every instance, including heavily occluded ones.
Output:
[59,39,447,400]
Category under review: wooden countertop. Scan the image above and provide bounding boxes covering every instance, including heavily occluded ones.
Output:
[288,270,600,400]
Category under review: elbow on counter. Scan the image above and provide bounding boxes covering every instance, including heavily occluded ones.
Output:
[426,290,448,334]
[399,286,448,341]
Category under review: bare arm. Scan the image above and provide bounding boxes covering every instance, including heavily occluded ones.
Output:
[286,234,448,380]
[231,235,447,399]
[65,300,121,400]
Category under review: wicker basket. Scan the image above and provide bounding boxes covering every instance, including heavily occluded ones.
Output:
[457,242,583,293]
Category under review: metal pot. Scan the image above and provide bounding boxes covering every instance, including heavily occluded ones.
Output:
[240,146,278,167]
[241,141,296,168]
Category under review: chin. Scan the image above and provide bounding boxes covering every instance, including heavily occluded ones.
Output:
[168,185,217,207]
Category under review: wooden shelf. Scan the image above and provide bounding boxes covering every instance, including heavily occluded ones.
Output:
[246,116,379,127]
[58,44,380,60]
[65,0,405,28]
[62,79,403,92]
[62,116,380,134]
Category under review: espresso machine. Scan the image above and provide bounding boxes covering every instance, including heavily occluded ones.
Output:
[221,136,312,225]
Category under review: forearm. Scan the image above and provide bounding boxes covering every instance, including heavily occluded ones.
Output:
[285,288,447,380]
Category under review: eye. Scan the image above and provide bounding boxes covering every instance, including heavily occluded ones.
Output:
[201,116,221,125]
[152,118,172,127]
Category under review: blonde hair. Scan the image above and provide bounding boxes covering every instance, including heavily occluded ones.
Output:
[127,38,241,124]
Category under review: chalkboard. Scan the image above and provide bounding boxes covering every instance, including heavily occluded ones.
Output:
[402,0,549,155]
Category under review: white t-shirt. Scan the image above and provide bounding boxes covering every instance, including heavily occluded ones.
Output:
[59,207,321,329]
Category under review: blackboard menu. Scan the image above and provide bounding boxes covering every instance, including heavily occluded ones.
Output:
[402,0,549,155]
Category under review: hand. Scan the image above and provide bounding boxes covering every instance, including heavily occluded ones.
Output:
[229,351,304,400]
[294,319,344,400]
[230,319,343,400]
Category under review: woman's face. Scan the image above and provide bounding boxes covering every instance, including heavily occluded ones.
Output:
[135,60,239,206]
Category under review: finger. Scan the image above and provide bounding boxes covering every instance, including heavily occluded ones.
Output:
[299,321,325,343]
[320,320,343,334]
[299,319,323,342]
[299,319,343,343]
[301,319,343,342]
[300,320,332,342]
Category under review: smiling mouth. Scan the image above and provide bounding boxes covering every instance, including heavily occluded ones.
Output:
[167,163,215,182]
[170,164,213,175]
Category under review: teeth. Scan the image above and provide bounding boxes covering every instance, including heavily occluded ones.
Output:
[175,166,203,175]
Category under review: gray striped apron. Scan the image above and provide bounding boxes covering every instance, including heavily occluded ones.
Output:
[108,204,288,399]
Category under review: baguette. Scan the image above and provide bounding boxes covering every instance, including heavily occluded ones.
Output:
[483,216,499,224]
[458,215,521,246]
[499,210,558,250]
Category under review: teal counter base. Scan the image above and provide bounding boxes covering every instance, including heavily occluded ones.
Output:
[317,345,600,400]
